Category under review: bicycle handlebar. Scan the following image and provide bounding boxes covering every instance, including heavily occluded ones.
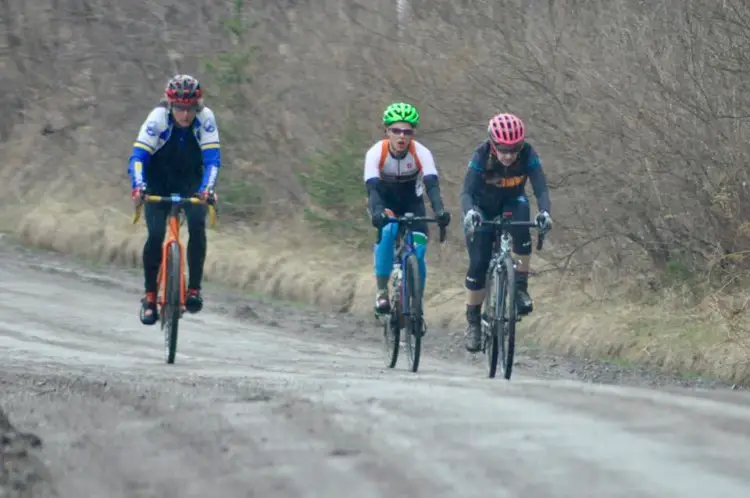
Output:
[132,193,218,228]
[375,215,448,244]
[469,216,546,251]
[142,194,215,204]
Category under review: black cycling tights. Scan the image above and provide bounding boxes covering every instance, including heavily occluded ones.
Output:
[142,203,207,293]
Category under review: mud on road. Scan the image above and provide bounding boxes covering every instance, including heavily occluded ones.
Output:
[2,238,750,498]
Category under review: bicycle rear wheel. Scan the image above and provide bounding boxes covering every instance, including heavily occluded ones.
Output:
[499,253,517,380]
[162,242,182,364]
[483,264,502,378]
[403,253,424,373]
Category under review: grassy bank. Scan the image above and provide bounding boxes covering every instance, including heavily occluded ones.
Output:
[9,200,750,386]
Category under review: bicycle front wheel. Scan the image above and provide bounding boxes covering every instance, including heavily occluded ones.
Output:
[499,253,517,380]
[484,264,502,378]
[403,253,424,373]
[162,241,182,364]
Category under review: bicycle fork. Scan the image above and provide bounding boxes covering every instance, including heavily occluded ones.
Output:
[484,263,525,337]
[481,262,509,350]
[389,257,415,332]
[157,239,186,312]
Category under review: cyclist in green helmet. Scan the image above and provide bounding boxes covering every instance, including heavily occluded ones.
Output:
[364,102,451,315]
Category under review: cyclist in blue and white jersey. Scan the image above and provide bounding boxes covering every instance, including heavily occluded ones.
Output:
[127,74,221,325]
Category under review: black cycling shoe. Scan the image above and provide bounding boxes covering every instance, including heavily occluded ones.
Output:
[185,288,203,314]
[140,292,158,325]
[464,305,482,353]
[516,289,534,315]
[516,290,534,315]
[515,274,534,315]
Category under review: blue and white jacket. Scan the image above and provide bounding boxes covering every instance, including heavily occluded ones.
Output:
[127,105,221,191]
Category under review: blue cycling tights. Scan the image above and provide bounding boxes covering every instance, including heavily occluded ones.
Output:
[373,222,427,287]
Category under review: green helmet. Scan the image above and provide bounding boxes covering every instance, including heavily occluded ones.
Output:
[383,102,420,127]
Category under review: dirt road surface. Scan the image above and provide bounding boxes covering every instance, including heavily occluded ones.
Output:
[2,238,750,498]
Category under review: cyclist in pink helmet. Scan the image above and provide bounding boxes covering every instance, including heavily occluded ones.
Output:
[459,113,553,353]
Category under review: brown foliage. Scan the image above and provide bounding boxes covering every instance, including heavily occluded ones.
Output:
[2,0,750,288]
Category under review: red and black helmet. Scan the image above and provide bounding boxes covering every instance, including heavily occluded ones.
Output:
[165,74,202,105]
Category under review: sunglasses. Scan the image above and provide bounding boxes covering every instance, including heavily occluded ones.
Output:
[388,127,415,136]
[491,141,523,155]
[172,104,198,112]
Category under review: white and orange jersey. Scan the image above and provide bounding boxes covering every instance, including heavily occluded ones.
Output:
[363,139,439,198]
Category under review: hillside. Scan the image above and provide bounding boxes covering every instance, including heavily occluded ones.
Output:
[3,0,750,382]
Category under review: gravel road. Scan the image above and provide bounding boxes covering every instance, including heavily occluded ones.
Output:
[2,238,750,498]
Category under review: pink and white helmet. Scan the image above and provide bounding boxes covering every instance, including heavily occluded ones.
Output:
[488,113,525,151]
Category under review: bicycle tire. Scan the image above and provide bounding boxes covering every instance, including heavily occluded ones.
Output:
[403,253,423,373]
[162,242,182,364]
[381,303,400,368]
[484,264,501,378]
[500,252,517,380]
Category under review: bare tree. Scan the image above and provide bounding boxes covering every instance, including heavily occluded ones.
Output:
[3,0,750,291]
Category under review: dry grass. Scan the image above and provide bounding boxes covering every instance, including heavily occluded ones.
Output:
[3,0,750,383]
[14,200,750,384]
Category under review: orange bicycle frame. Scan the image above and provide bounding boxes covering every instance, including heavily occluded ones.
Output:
[156,210,186,308]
